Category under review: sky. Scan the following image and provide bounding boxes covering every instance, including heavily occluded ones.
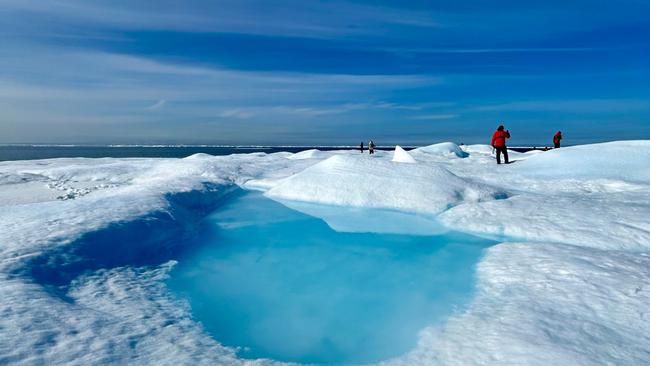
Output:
[1,0,649,145]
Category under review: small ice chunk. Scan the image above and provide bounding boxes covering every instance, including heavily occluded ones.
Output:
[392,145,417,163]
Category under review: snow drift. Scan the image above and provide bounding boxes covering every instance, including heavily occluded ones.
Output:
[413,142,468,158]
[288,149,323,160]
[515,140,650,182]
[266,154,507,214]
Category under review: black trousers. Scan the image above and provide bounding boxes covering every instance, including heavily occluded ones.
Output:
[496,147,509,164]
[554,142,560,148]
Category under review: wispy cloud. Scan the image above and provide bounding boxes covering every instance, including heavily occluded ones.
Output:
[0,45,441,143]
[209,101,433,119]
[386,47,611,54]
[146,99,166,110]
[0,0,444,39]
[217,109,255,119]
[410,114,458,120]
[476,99,650,113]
[0,47,436,101]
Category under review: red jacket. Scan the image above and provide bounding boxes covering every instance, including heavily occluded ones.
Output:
[491,130,510,148]
[553,132,562,144]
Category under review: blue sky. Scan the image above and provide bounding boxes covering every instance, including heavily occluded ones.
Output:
[1,0,649,145]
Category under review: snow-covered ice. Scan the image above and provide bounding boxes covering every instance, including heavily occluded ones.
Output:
[0,141,649,365]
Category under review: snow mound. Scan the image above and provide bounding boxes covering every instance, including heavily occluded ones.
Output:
[392,145,416,163]
[439,193,650,250]
[414,142,468,158]
[288,149,322,160]
[461,144,494,155]
[266,155,506,214]
[515,140,650,182]
[183,153,214,160]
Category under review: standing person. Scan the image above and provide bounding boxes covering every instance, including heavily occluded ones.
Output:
[553,131,562,148]
[359,141,364,153]
[491,125,511,164]
[368,140,375,155]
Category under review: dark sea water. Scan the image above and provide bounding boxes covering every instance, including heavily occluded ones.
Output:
[0,145,388,162]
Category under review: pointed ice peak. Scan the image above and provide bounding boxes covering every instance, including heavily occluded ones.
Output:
[392,145,416,163]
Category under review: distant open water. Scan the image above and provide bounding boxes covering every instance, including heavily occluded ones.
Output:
[0,145,396,161]
[0,145,538,162]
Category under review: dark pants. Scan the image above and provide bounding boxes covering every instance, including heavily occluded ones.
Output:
[496,147,509,164]
[554,142,560,148]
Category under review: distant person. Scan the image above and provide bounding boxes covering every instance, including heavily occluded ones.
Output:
[368,140,375,155]
[553,131,563,148]
[491,125,511,164]
[359,141,364,153]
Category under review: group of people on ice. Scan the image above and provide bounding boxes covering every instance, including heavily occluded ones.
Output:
[491,125,562,164]
[356,126,563,165]
[359,140,376,154]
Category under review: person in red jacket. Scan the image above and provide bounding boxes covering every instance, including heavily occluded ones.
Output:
[491,125,511,164]
[553,131,562,148]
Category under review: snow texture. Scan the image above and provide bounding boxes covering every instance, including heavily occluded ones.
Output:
[1,141,650,365]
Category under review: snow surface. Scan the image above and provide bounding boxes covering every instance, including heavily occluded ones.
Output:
[1,141,649,365]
